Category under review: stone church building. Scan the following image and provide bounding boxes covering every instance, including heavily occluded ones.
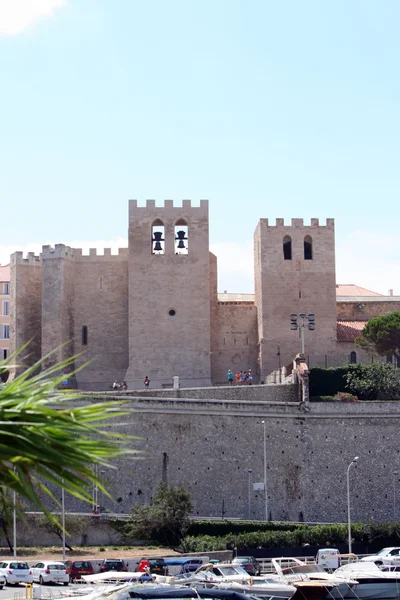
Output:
[9,200,400,390]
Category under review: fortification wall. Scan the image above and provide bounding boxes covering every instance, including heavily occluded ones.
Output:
[73,253,129,389]
[10,252,42,368]
[211,302,258,384]
[64,393,400,524]
[337,299,400,321]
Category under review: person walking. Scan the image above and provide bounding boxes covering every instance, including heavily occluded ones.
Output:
[247,369,253,385]
[235,370,241,385]
[143,376,150,389]
[227,369,233,385]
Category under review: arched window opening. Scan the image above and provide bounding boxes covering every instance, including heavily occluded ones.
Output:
[152,219,165,254]
[174,219,188,254]
[283,235,292,260]
[82,325,88,346]
[304,235,313,260]
[349,351,357,364]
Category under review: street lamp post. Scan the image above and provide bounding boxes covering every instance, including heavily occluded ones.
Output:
[347,457,359,553]
[61,483,66,561]
[394,471,398,520]
[13,489,17,559]
[247,469,253,520]
[261,420,268,521]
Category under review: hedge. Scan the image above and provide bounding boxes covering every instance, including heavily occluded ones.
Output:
[309,366,349,397]
[184,521,400,552]
[187,520,302,537]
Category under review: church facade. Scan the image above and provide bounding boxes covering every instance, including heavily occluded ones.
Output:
[9,200,400,389]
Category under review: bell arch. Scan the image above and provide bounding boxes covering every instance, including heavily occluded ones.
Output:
[151,219,165,254]
[174,218,188,254]
[283,235,292,260]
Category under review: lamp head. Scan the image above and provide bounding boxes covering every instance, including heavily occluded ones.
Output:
[353,456,359,463]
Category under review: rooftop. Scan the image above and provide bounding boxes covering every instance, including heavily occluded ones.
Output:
[0,264,10,282]
[336,284,382,296]
[337,320,368,342]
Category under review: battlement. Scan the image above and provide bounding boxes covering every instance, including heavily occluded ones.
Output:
[74,247,128,261]
[259,218,334,229]
[41,244,128,261]
[129,199,209,221]
[42,244,74,259]
[11,251,41,266]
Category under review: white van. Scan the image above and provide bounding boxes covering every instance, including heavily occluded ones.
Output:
[315,548,340,571]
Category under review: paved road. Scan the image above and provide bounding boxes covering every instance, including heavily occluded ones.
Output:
[0,583,77,600]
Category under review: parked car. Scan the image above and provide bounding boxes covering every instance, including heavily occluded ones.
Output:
[100,559,128,573]
[65,560,94,582]
[360,547,400,566]
[137,558,168,575]
[0,561,33,586]
[232,556,261,576]
[31,561,69,585]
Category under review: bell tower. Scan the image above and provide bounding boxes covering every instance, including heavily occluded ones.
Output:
[254,218,337,379]
[125,199,212,389]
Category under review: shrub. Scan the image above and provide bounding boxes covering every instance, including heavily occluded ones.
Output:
[309,367,349,397]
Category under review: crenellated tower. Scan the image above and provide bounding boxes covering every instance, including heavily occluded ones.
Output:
[254,218,337,379]
[125,199,212,388]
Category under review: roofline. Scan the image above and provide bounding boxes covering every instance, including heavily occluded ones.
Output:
[337,296,400,302]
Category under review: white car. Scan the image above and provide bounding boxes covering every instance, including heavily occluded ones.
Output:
[31,561,69,585]
[360,547,400,566]
[0,561,33,586]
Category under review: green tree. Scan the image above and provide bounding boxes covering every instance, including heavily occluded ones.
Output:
[122,482,193,550]
[0,353,134,516]
[358,312,400,359]
[36,514,87,552]
[346,362,400,400]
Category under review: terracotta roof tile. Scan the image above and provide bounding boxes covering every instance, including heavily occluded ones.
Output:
[336,284,382,297]
[337,320,368,342]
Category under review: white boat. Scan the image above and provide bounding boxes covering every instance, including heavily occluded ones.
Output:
[270,557,357,600]
[214,578,297,600]
[334,561,400,599]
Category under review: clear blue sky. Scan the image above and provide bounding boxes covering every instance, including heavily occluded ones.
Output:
[1,0,399,293]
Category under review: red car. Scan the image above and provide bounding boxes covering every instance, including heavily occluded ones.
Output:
[65,561,94,582]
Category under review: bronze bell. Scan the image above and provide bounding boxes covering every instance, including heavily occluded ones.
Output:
[153,231,164,252]
[175,230,187,249]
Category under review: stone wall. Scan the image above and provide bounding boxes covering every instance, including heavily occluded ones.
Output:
[210,302,259,384]
[73,254,129,389]
[337,298,400,321]
[9,252,42,369]
[63,393,400,524]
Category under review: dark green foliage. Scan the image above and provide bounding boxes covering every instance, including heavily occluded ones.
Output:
[310,363,400,400]
[309,367,349,397]
[346,363,400,400]
[184,522,400,553]
[358,313,400,358]
[187,520,301,536]
[120,482,193,549]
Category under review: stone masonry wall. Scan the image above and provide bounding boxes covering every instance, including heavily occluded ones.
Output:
[211,303,259,384]
[63,393,400,524]
[73,252,129,389]
[337,299,400,321]
[10,253,42,369]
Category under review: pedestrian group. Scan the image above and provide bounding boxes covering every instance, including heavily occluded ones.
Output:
[227,369,253,385]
